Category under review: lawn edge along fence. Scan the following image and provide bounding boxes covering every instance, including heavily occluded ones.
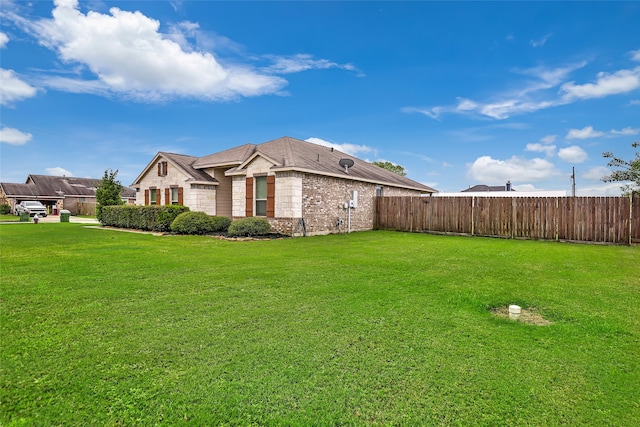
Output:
[375,196,640,245]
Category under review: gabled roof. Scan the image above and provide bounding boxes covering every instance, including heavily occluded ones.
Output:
[131,152,217,186]
[193,144,257,169]
[1,175,136,199]
[223,136,436,192]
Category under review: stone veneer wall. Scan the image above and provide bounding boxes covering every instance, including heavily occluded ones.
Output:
[136,157,217,215]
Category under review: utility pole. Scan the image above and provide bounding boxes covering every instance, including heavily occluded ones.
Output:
[571,166,576,197]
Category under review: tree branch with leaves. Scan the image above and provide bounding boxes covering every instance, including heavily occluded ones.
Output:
[371,161,407,176]
[602,141,640,197]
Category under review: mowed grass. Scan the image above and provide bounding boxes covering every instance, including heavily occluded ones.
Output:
[1,224,639,426]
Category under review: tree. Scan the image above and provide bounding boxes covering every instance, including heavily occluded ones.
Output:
[371,161,407,176]
[96,169,125,221]
[602,141,640,197]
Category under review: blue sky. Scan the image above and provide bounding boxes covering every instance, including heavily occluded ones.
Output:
[1,0,638,194]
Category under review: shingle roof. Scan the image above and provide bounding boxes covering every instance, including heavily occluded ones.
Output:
[192,144,257,169]
[160,152,217,183]
[1,175,136,198]
[216,136,436,192]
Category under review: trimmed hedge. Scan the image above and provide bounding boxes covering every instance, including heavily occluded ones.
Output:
[101,205,189,232]
[170,212,231,235]
[228,217,271,237]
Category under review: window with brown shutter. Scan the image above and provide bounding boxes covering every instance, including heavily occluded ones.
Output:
[245,177,253,217]
[158,161,168,176]
[145,189,149,205]
[266,175,275,218]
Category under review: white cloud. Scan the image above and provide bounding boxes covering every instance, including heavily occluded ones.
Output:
[45,166,74,176]
[526,143,556,156]
[576,182,625,196]
[610,126,640,136]
[513,184,542,191]
[582,166,612,181]
[566,126,605,140]
[630,49,640,62]
[530,33,552,48]
[629,99,640,106]
[561,67,640,100]
[467,155,559,183]
[406,55,640,121]
[0,69,38,105]
[455,98,478,111]
[263,54,362,76]
[540,134,556,144]
[0,127,33,145]
[305,137,375,157]
[442,161,453,168]
[0,32,8,48]
[15,0,287,102]
[406,62,584,120]
[558,146,588,163]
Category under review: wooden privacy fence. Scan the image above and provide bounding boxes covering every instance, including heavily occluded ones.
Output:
[375,196,640,245]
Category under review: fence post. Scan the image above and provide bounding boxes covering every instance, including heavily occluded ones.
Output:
[471,196,475,236]
[630,195,633,246]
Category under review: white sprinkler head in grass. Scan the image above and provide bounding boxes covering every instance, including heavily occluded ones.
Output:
[508,305,521,320]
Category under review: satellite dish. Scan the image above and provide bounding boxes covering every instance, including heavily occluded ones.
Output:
[339,158,354,173]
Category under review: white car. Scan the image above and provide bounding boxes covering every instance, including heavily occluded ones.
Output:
[15,201,48,217]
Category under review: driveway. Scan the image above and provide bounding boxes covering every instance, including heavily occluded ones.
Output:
[1,215,100,224]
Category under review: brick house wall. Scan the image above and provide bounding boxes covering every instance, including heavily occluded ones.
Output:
[240,172,423,236]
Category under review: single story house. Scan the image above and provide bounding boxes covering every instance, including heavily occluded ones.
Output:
[434,181,567,198]
[0,175,136,215]
[132,136,437,235]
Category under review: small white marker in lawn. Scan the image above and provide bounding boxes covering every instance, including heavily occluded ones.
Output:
[508,305,521,320]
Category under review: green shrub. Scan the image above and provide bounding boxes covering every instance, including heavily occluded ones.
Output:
[102,205,189,231]
[171,212,213,235]
[228,217,271,237]
[0,204,11,215]
[210,216,232,232]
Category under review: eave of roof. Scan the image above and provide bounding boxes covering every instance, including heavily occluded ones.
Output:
[221,136,436,193]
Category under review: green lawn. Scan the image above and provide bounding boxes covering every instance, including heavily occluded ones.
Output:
[1,224,639,426]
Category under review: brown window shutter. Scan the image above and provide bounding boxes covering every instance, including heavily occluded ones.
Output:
[158,163,161,176]
[165,188,170,205]
[266,175,275,218]
[178,187,183,205]
[245,177,253,217]
[145,189,149,205]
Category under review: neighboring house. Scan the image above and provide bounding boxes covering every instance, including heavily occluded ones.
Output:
[132,136,437,235]
[434,181,567,198]
[0,175,136,215]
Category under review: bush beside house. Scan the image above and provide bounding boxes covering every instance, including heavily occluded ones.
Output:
[228,217,271,237]
[102,205,189,232]
[171,212,231,235]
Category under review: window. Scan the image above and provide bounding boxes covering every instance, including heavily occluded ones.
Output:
[150,188,158,205]
[171,187,179,205]
[158,161,168,177]
[255,176,267,216]
[376,186,384,197]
